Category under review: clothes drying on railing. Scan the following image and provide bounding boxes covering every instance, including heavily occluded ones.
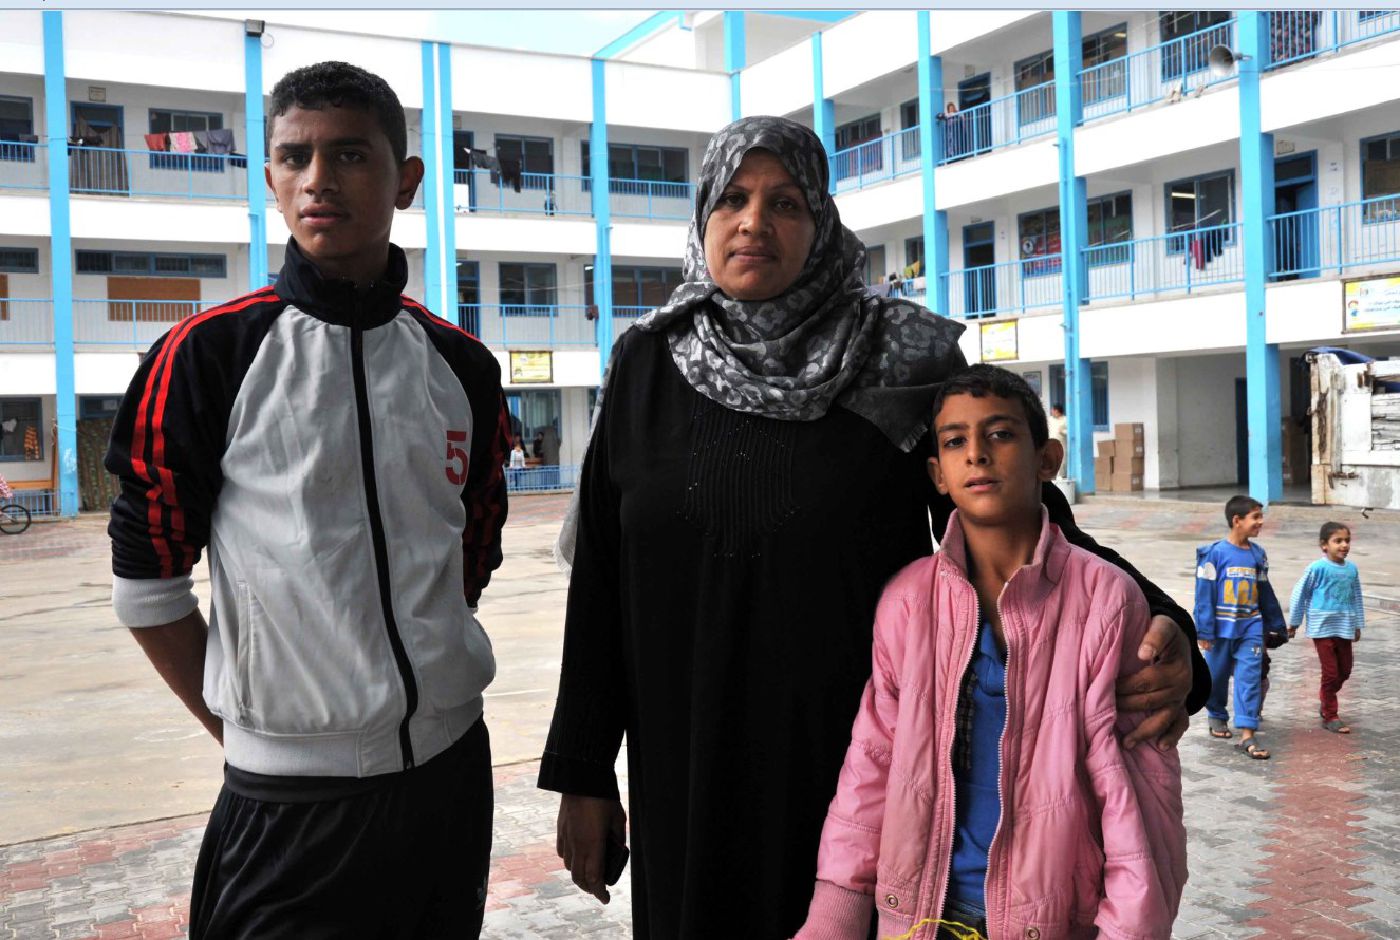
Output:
[497,158,523,192]
[144,132,169,152]
[1187,229,1226,269]
[206,128,236,155]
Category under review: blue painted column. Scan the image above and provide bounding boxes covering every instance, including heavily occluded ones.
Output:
[437,43,458,325]
[811,33,836,195]
[1237,11,1281,502]
[1053,12,1094,491]
[244,30,267,289]
[724,12,745,121]
[420,42,443,322]
[591,58,614,377]
[43,11,77,517]
[916,12,950,316]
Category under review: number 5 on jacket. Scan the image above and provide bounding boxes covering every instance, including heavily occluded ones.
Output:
[446,430,469,485]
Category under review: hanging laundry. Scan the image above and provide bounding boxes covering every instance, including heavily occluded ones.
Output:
[205,128,236,155]
[498,157,523,193]
[170,132,196,153]
[144,132,170,152]
[192,131,210,153]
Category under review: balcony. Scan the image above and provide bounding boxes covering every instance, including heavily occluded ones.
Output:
[1077,18,1236,124]
[452,172,694,223]
[1269,193,1400,279]
[1266,10,1400,70]
[73,298,212,350]
[0,146,249,201]
[1082,221,1244,302]
[942,256,1064,318]
[831,128,922,193]
[460,303,595,348]
[0,141,48,192]
[938,83,1057,164]
[608,178,694,222]
[0,298,54,348]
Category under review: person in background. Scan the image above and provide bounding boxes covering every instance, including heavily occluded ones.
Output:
[541,115,1205,939]
[1288,521,1366,733]
[509,437,528,489]
[1046,404,1068,479]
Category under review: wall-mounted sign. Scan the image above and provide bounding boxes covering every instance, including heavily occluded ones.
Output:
[1343,275,1400,333]
[509,350,553,384]
[980,320,1018,362]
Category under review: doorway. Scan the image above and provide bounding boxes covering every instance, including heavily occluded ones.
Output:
[963,222,996,317]
[956,74,992,158]
[454,129,476,212]
[70,102,126,194]
[1272,152,1318,280]
[1234,377,1248,486]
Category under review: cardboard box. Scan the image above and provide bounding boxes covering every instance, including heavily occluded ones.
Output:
[1113,422,1145,444]
[1115,440,1145,458]
[1111,471,1144,492]
[1094,456,1114,482]
[1119,456,1145,475]
[1096,440,1117,459]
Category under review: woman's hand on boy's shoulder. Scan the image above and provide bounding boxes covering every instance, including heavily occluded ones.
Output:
[1116,615,1193,751]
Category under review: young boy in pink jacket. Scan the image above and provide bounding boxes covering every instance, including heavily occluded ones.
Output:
[795,366,1187,940]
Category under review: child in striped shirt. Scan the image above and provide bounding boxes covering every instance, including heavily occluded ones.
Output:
[1288,522,1366,733]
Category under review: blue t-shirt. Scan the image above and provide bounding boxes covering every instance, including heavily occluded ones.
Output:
[1288,558,1365,640]
[1196,541,1265,640]
[947,620,1007,917]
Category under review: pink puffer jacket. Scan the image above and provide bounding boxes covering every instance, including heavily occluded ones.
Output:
[795,510,1187,940]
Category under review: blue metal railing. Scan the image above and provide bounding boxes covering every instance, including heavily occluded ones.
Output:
[832,127,922,192]
[1266,11,1400,69]
[940,255,1064,318]
[451,170,593,218]
[62,146,247,200]
[608,178,694,221]
[72,298,218,350]
[459,303,595,348]
[1078,18,1236,123]
[0,299,55,347]
[1083,221,1243,301]
[938,83,1056,165]
[505,464,580,493]
[0,141,49,191]
[2,488,56,517]
[1269,193,1400,278]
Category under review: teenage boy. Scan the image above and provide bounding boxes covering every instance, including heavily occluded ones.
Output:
[1193,495,1288,760]
[106,61,509,938]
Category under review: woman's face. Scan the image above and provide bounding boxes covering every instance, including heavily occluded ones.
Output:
[702,149,816,301]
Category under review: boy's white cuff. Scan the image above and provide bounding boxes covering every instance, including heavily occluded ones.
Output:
[112,574,199,627]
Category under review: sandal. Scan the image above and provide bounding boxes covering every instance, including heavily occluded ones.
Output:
[1237,739,1271,760]
[1208,717,1233,739]
[1322,719,1352,734]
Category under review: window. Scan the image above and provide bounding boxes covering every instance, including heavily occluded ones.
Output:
[0,95,36,163]
[1086,192,1133,266]
[148,108,226,173]
[834,114,882,179]
[1164,171,1234,251]
[586,265,683,312]
[494,135,554,191]
[0,397,44,462]
[1013,50,1056,126]
[1082,23,1128,103]
[0,248,39,273]
[899,98,922,161]
[1362,132,1400,222]
[1018,207,1061,277]
[582,143,689,196]
[1048,362,1109,431]
[904,236,925,278]
[75,250,226,279]
[499,262,557,315]
[1158,11,1231,80]
[835,114,881,152]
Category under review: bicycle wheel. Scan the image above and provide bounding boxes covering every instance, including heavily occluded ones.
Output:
[0,503,31,535]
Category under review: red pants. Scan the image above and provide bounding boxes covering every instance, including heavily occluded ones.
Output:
[1314,637,1355,722]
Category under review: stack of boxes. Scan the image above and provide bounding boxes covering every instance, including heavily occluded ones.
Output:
[1093,423,1145,492]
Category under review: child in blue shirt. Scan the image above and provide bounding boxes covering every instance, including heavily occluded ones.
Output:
[1194,495,1287,759]
[1288,522,1365,733]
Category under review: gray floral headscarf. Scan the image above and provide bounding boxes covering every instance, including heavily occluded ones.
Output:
[633,114,965,452]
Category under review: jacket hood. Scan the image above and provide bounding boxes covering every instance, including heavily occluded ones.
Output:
[275,238,409,329]
[938,506,1069,589]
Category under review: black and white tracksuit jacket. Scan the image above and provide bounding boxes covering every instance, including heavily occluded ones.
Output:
[107,241,510,779]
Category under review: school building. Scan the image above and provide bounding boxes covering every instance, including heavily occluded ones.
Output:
[2,10,1399,516]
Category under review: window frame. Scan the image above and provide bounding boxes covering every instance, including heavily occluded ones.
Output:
[1162,169,1236,253]
[147,108,226,173]
[1085,190,1134,267]
[1012,50,1057,127]
[0,248,39,274]
[581,142,690,196]
[1081,23,1129,105]
[494,134,555,192]
[0,95,37,164]
[1048,361,1110,432]
[1360,130,1400,224]
[0,396,44,463]
[1017,206,1062,278]
[904,235,925,278]
[74,250,227,279]
[1158,11,1232,82]
[498,261,558,316]
[586,264,683,311]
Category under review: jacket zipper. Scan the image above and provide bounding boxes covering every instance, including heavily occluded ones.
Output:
[350,323,419,770]
[983,591,1012,939]
[930,575,983,934]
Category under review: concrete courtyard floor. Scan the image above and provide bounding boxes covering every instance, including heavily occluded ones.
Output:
[1,492,1398,938]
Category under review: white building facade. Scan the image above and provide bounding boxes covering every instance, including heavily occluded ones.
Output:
[2,10,1399,514]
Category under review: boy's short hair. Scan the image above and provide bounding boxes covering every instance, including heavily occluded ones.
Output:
[932,364,1048,447]
[1224,494,1263,527]
[1319,521,1350,543]
[269,61,408,164]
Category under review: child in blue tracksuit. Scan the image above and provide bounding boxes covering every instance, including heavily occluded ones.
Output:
[1194,495,1288,759]
[1288,521,1366,733]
